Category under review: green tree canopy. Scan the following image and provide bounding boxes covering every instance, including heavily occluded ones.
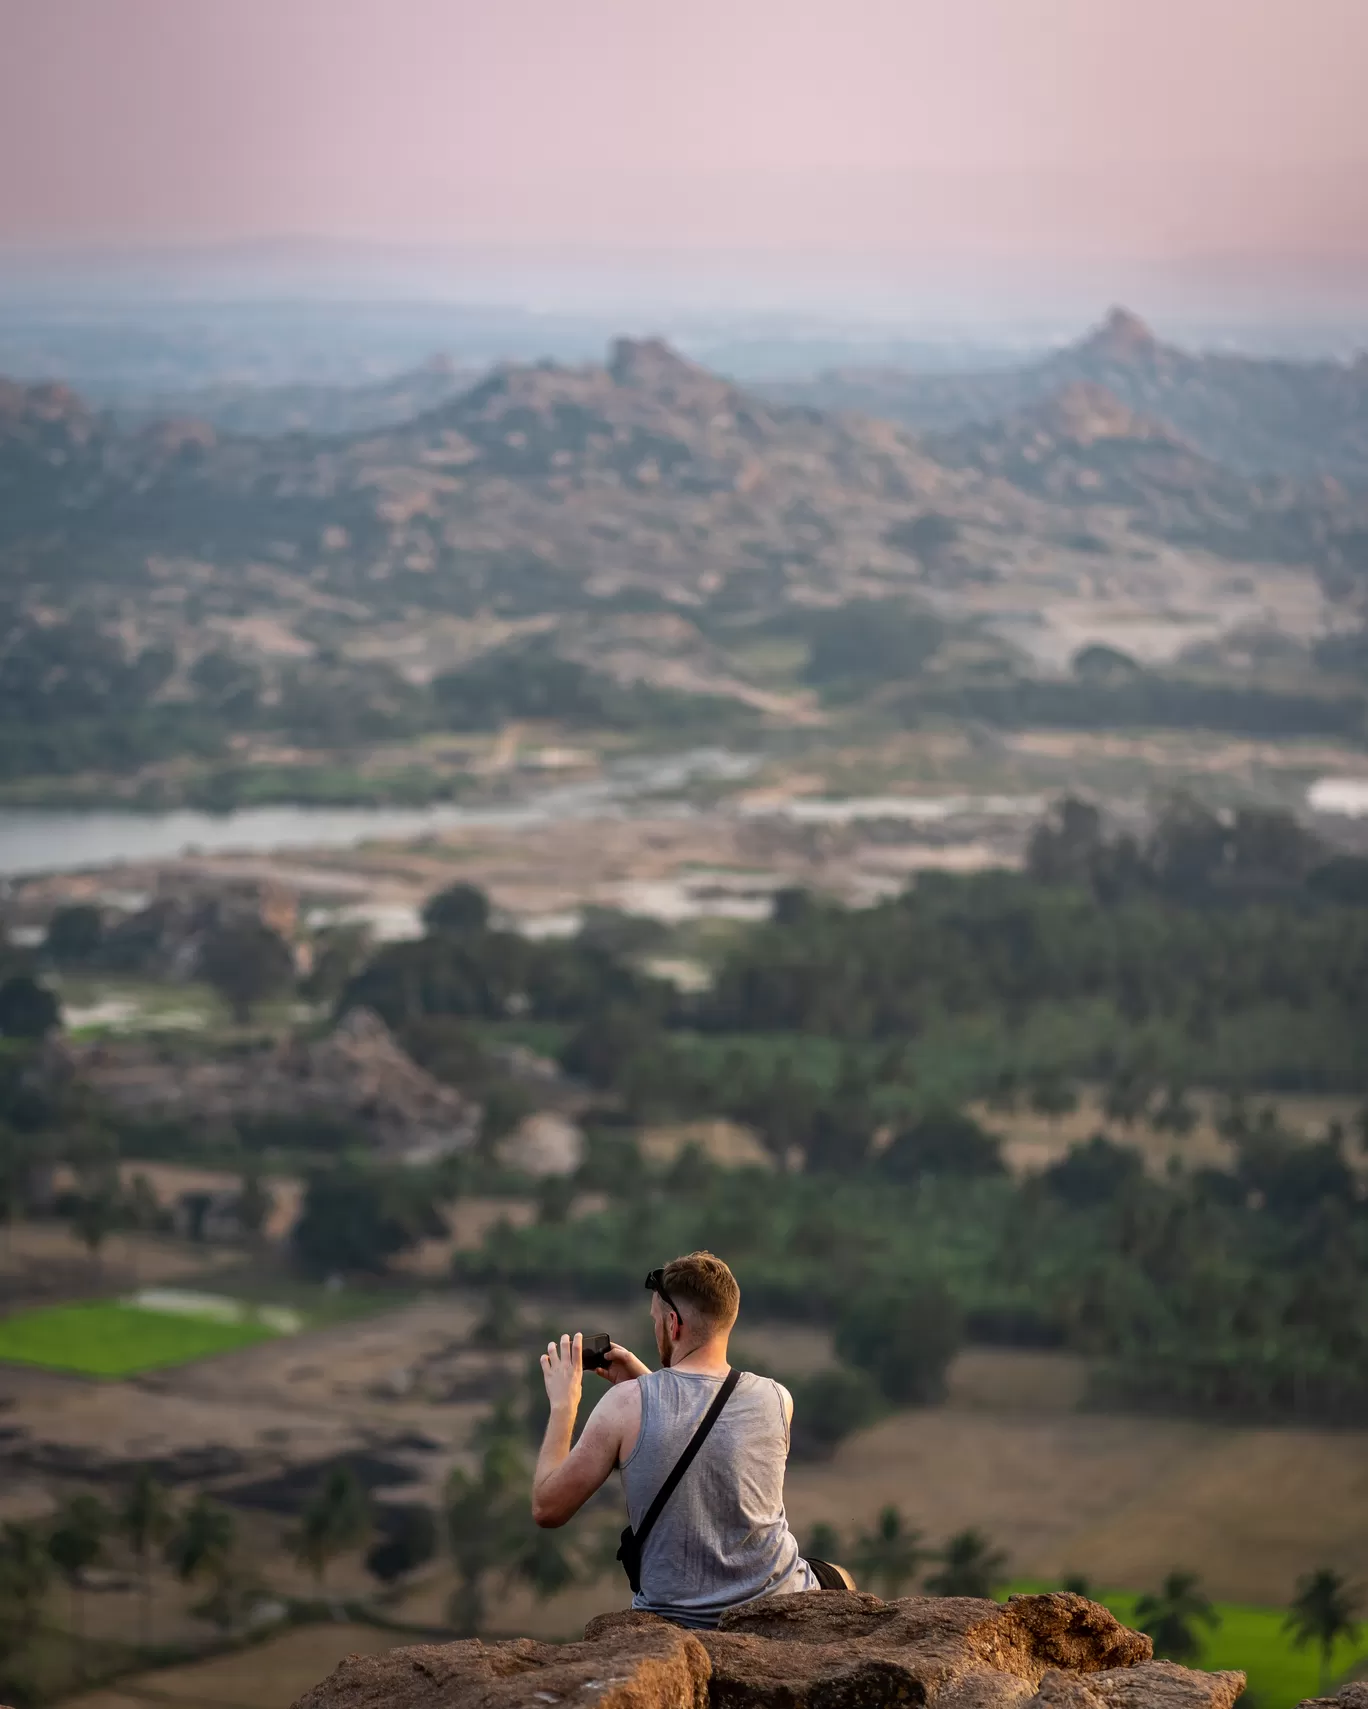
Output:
[197,920,295,1024]
[839,1284,965,1406]
[1134,1570,1221,1664]
[924,1528,1008,1599]
[0,976,60,1040]
[422,883,492,938]
[1284,1568,1363,1694]
[44,905,104,966]
[850,1506,924,1599]
[290,1466,371,1586]
[291,1161,447,1277]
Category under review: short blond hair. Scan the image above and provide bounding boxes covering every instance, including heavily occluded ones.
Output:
[661,1251,740,1334]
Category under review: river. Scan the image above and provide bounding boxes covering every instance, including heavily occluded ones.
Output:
[3,760,1364,879]
[0,749,758,879]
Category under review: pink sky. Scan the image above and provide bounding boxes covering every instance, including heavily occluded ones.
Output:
[2,0,1366,260]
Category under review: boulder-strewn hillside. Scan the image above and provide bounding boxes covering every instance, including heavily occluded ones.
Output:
[290,1591,1252,1709]
[4,335,1363,621]
[2,333,1365,793]
[926,380,1354,565]
[767,307,1368,483]
[0,337,958,605]
[71,1007,478,1160]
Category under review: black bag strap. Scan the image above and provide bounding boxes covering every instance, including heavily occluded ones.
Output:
[632,1367,741,1553]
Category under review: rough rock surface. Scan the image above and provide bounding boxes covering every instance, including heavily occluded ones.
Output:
[290,1620,709,1709]
[496,1110,584,1177]
[1296,1688,1368,1709]
[292,1593,1247,1709]
[76,1006,477,1159]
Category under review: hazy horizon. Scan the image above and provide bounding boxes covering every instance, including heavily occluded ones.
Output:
[3,0,1366,275]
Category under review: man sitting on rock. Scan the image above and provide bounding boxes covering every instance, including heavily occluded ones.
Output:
[531,1249,852,1628]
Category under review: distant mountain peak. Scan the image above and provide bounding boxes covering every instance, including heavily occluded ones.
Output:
[608,337,699,385]
[1081,306,1159,362]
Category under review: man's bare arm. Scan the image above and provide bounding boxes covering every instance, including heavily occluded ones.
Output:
[531,1333,641,1528]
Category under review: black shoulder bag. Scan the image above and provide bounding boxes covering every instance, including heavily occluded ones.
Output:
[617,1367,741,1594]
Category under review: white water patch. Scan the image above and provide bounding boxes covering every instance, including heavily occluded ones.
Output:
[742,793,1045,825]
[607,878,774,923]
[126,1289,304,1335]
[1307,777,1368,817]
[64,997,209,1033]
[303,900,424,942]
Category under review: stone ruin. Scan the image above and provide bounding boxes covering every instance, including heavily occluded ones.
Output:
[283,1589,1343,1709]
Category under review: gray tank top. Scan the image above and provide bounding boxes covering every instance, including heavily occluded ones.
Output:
[620,1367,816,1628]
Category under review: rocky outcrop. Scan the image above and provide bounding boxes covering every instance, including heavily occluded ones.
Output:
[76,1007,477,1160]
[290,1592,1247,1709]
[291,1617,710,1709]
[1296,1688,1368,1709]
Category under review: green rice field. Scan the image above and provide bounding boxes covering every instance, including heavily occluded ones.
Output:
[0,1297,288,1377]
[1011,1582,1366,1708]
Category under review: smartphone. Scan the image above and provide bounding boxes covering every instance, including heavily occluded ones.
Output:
[582,1332,613,1371]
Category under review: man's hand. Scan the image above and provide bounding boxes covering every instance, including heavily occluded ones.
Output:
[541,1333,584,1414]
[599,1343,650,1384]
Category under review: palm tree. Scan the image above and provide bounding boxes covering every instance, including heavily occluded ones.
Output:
[1152,1084,1198,1138]
[850,1506,924,1600]
[806,1522,844,1565]
[120,1467,173,1648]
[1284,1569,1363,1695]
[0,1125,36,1258]
[445,1411,580,1635]
[71,1179,120,1275]
[0,1520,52,1665]
[47,1494,109,1645]
[289,1466,371,1589]
[1134,1570,1221,1664]
[925,1529,1008,1599]
[235,1168,274,1244]
[165,1494,235,1590]
[444,1434,524,1635]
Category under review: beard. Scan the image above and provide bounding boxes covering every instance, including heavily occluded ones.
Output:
[656,1320,673,1367]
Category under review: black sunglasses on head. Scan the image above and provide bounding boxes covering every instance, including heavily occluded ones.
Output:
[644,1268,680,1319]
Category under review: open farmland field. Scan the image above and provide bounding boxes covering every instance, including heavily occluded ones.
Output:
[0,1294,294,1378]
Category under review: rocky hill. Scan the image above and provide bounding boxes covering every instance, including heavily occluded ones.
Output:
[3,336,1360,625]
[0,337,954,597]
[2,333,1366,792]
[290,1591,1259,1709]
[72,1008,478,1160]
[925,380,1338,560]
[767,308,1368,483]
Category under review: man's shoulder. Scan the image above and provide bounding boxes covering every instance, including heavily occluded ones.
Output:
[589,1376,643,1429]
[741,1370,794,1420]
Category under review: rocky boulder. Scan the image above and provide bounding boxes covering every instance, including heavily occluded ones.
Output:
[1296,1689,1368,1709]
[76,1006,477,1160]
[291,1618,709,1709]
[290,1592,1247,1709]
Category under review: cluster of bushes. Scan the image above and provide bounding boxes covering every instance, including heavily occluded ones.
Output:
[906,671,1367,742]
